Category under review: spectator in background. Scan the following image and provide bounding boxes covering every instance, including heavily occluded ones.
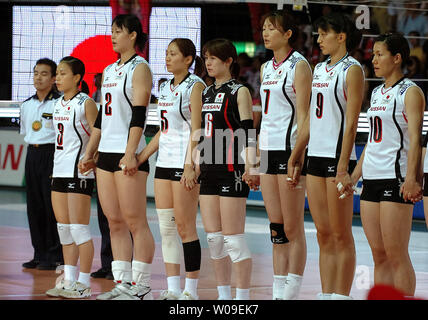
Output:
[92,73,102,104]
[406,55,427,99]
[387,0,406,32]
[397,3,428,38]
[241,55,262,105]
[237,52,252,78]
[408,31,425,68]
[20,58,63,270]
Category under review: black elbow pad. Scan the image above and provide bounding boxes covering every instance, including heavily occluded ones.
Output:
[130,106,147,128]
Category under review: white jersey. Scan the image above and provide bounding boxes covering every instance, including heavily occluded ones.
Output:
[259,50,310,151]
[363,78,416,180]
[98,54,151,153]
[52,92,94,179]
[157,73,206,168]
[308,54,363,160]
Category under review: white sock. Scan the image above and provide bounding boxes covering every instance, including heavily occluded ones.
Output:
[283,273,303,300]
[272,275,287,299]
[184,278,199,297]
[331,293,353,300]
[167,276,181,295]
[111,260,132,283]
[132,260,151,287]
[64,265,77,288]
[78,272,91,287]
[217,285,232,300]
[235,288,250,300]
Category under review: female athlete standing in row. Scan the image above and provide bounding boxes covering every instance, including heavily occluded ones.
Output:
[80,14,155,300]
[351,33,424,297]
[288,12,364,299]
[46,56,98,298]
[259,10,311,300]
[198,39,257,300]
[137,38,205,300]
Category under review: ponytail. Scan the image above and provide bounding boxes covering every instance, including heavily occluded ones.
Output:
[231,61,240,80]
[193,55,207,78]
[80,80,89,94]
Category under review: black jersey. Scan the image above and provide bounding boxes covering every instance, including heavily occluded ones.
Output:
[200,79,245,172]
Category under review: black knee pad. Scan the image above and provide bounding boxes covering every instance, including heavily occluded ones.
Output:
[183,240,201,272]
[270,223,289,244]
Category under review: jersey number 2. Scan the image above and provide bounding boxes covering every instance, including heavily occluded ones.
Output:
[104,92,112,116]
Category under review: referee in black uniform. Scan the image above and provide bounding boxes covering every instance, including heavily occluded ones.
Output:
[20,58,63,270]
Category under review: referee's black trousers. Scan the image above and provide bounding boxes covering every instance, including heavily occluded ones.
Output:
[25,144,63,264]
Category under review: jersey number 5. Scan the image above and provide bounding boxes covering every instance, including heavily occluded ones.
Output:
[369,116,382,143]
[56,123,64,150]
[160,110,168,133]
[105,92,112,116]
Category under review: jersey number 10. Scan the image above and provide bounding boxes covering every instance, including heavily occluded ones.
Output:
[369,116,382,143]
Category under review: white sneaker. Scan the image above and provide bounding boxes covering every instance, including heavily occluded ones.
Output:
[46,279,70,297]
[283,275,303,300]
[96,281,131,300]
[179,291,198,300]
[316,292,332,300]
[158,290,180,300]
[113,284,153,300]
[331,293,353,300]
[60,281,91,299]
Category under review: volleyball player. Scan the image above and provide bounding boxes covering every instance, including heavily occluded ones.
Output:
[259,11,311,300]
[45,56,98,298]
[198,38,257,300]
[351,33,424,297]
[136,38,205,300]
[288,13,364,299]
[79,14,155,300]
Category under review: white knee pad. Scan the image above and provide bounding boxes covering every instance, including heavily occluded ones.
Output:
[69,224,92,246]
[206,232,228,260]
[57,223,74,245]
[157,208,181,264]
[223,234,251,263]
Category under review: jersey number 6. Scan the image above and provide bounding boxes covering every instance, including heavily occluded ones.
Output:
[204,113,213,138]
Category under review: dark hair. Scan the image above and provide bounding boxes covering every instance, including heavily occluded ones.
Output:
[112,14,148,52]
[261,10,299,46]
[170,38,206,77]
[34,58,57,77]
[59,56,89,93]
[314,12,362,52]
[375,33,410,67]
[202,38,240,79]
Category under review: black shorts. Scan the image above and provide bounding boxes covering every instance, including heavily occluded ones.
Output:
[306,156,356,178]
[155,167,184,181]
[360,179,412,204]
[51,177,94,196]
[423,173,428,197]
[260,149,308,175]
[97,152,149,173]
[199,166,250,198]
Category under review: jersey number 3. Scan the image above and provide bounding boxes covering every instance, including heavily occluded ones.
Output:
[56,123,64,150]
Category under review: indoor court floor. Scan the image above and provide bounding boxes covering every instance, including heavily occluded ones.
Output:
[1,187,428,300]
